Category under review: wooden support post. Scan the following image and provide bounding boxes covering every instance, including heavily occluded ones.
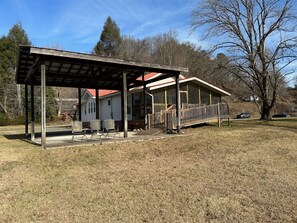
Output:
[175,73,181,133]
[96,88,99,119]
[172,110,174,130]
[210,90,212,105]
[25,84,29,137]
[41,64,46,148]
[217,103,221,127]
[123,72,128,138]
[186,84,189,106]
[121,89,124,131]
[30,81,35,141]
[227,103,230,127]
[166,111,168,132]
[147,114,150,130]
[78,88,82,121]
[198,86,201,106]
[164,88,167,109]
[142,73,147,130]
[164,110,167,129]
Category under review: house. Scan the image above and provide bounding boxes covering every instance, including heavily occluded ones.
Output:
[80,72,230,129]
[242,95,259,102]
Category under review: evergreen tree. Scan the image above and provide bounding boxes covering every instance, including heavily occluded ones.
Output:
[93,16,122,57]
[0,22,30,116]
[7,22,31,69]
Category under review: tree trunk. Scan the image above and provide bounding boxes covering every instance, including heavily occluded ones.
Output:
[0,102,7,114]
[260,100,272,120]
[58,101,62,117]
[17,84,22,114]
[4,95,7,114]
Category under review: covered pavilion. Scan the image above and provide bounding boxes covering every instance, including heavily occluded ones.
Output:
[16,46,188,148]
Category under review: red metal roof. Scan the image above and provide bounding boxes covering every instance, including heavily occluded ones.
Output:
[87,73,159,97]
[136,72,159,81]
[87,89,118,97]
[86,73,192,98]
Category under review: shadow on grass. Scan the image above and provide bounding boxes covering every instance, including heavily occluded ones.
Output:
[3,133,27,140]
[1,133,41,147]
[183,123,212,129]
[3,130,73,141]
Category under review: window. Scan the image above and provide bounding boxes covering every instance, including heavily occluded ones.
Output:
[188,83,199,104]
[132,93,142,118]
[108,99,111,106]
[88,102,90,113]
[212,93,221,104]
[153,89,165,112]
[167,87,176,105]
[153,89,165,104]
[200,87,210,105]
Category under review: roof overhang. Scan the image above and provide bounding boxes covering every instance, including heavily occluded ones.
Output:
[149,77,231,96]
[16,46,188,90]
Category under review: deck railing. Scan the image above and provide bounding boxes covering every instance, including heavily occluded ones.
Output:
[147,103,229,130]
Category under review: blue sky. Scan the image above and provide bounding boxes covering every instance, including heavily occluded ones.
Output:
[0,0,203,53]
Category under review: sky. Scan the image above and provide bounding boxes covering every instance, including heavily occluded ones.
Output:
[0,0,204,53]
[1,0,296,84]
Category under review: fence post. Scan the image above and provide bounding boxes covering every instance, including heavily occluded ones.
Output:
[166,112,168,132]
[227,104,231,127]
[170,111,176,130]
[164,110,167,129]
[217,103,221,127]
[147,114,150,130]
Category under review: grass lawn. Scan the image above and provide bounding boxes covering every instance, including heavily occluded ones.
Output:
[0,119,297,222]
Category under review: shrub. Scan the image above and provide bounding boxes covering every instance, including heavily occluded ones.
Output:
[0,113,11,126]
[0,113,26,126]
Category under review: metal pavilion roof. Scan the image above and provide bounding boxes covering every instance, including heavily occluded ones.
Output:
[16,46,188,90]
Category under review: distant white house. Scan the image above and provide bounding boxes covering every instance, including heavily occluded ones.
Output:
[80,72,230,127]
[242,95,259,102]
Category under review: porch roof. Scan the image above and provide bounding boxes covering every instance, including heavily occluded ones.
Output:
[16,46,188,90]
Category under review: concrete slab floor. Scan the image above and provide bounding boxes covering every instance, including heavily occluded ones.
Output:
[29,126,175,148]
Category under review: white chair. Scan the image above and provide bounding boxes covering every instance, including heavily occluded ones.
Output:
[90,119,102,139]
[102,119,119,138]
[71,121,86,141]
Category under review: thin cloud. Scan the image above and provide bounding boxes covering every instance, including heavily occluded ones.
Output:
[2,0,202,52]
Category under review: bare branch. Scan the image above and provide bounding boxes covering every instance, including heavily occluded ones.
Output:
[191,0,297,119]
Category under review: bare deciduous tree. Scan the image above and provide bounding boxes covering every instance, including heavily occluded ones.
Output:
[119,29,239,97]
[192,0,297,119]
[120,36,151,62]
[55,87,78,117]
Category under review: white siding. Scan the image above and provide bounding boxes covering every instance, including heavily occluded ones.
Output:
[100,97,112,120]
[81,92,132,122]
[112,95,122,121]
[81,96,96,122]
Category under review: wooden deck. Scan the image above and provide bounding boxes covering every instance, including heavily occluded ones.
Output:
[148,103,229,130]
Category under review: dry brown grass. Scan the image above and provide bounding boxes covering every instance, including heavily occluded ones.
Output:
[0,121,297,222]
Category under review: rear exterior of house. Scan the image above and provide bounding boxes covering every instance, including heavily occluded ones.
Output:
[81,73,230,129]
[81,90,122,123]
